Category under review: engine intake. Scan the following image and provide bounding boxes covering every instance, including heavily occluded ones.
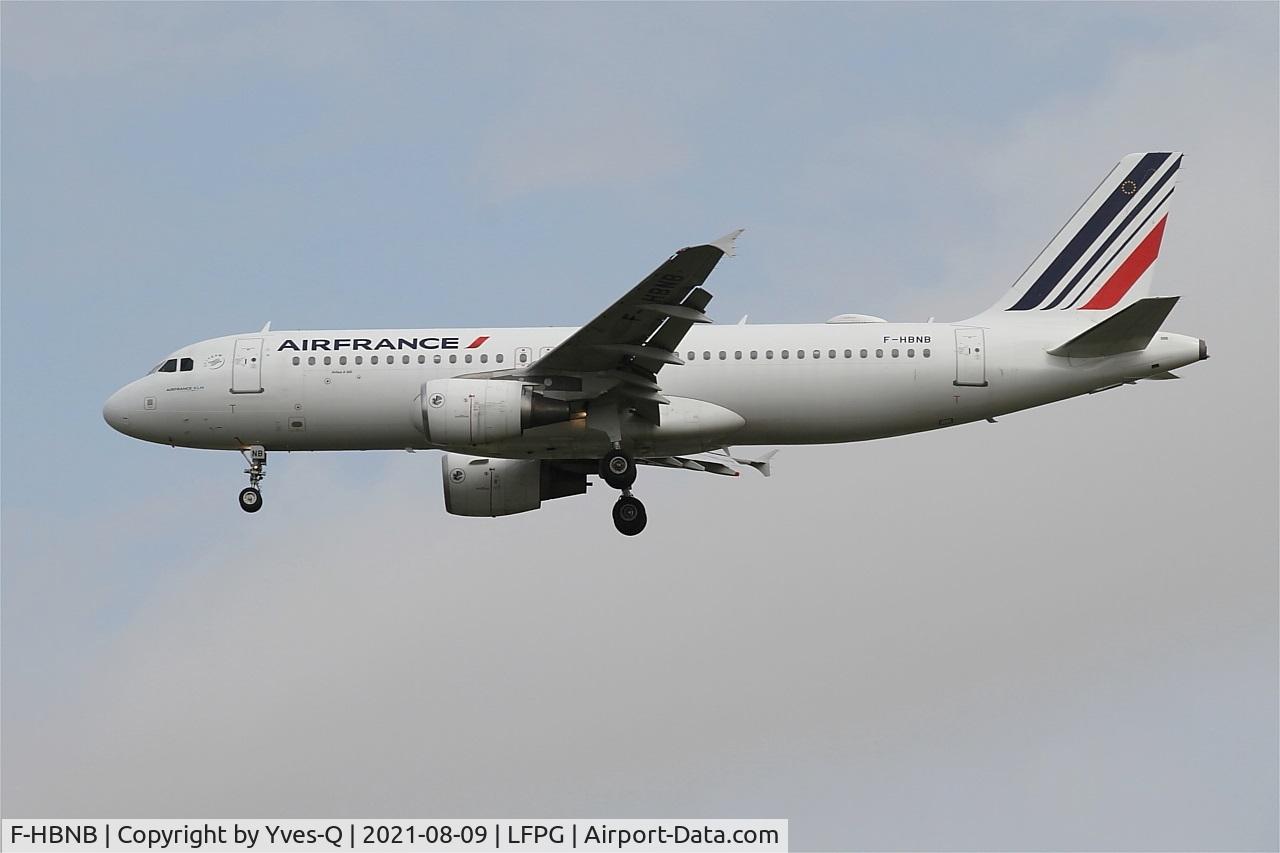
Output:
[441,454,588,517]
[420,378,572,446]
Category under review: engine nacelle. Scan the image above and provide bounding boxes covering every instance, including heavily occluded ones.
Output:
[441,454,588,517]
[420,378,572,447]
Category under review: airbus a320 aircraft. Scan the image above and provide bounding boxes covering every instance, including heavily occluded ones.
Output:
[104,152,1206,535]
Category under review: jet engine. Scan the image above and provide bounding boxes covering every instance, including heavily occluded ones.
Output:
[441,453,588,517]
[419,378,572,446]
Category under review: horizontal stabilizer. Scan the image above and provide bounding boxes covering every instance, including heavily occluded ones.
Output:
[1047,296,1179,358]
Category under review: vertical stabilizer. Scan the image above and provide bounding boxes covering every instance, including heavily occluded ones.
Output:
[982,152,1182,316]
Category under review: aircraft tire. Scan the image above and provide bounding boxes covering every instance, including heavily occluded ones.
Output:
[239,487,263,513]
[612,495,647,536]
[600,450,637,489]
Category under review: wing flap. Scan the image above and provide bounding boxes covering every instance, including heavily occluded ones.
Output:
[589,343,685,365]
[640,456,739,477]
[636,303,712,324]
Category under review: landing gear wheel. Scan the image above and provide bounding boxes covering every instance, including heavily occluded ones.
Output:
[600,449,636,489]
[612,495,647,536]
[238,487,263,513]
[239,446,267,513]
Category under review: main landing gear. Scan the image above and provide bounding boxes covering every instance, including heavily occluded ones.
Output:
[600,448,646,536]
[238,445,266,513]
[612,493,647,536]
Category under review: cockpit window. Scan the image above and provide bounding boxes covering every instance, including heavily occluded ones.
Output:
[149,356,193,374]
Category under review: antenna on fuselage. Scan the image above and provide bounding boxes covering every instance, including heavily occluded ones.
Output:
[259,321,272,333]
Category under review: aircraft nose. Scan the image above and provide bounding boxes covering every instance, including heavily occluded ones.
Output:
[103,388,131,434]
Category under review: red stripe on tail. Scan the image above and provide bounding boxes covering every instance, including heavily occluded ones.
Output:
[1080,216,1168,310]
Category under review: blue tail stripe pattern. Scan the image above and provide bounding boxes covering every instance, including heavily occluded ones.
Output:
[1041,155,1182,309]
[1063,183,1177,309]
[1008,152,1172,311]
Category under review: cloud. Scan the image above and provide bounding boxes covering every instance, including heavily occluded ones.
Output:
[0,4,380,82]
[472,90,692,201]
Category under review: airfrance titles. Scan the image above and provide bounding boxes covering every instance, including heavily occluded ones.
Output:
[278,335,489,352]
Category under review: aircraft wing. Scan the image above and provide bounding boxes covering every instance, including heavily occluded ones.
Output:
[639,448,777,478]
[522,230,742,419]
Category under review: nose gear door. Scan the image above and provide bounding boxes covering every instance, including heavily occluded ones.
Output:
[231,338,264,393]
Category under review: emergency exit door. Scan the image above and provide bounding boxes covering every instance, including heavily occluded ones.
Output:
[231,338,264,393]
[954,329,988,387]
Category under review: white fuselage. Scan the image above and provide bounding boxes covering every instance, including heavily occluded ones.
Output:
[103,319,1205,458]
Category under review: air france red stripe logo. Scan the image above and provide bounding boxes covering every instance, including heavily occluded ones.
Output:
[466,336,490,349]
[1080,215,1168,310]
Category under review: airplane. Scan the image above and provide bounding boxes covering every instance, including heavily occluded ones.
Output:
[104,152,1207,535]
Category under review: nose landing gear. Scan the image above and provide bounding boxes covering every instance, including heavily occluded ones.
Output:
[601,447,646,535]
[238,445,266,513]
[239,487,263,513]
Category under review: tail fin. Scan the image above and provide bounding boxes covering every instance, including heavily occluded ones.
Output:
[983,152,1183,315]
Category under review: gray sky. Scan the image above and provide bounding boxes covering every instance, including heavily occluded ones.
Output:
[2,3,1276,850]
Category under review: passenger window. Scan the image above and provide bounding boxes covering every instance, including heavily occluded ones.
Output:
[844,349,852,358]
[765,350,774,359]
[496,354,504,364]
[465,354,472,363]
[339,356,348,365]
[434,354,442,364]
[687,352,695,361]
[703,351,711,360]
[418,354,426,364]
[719,351,726,360]
[782,350,789,359]
[158,359,177,373]
[860,349,868,358]
[892,348,900,358]
[308,356,316,366]
[907,348,915,358]
[480,354,488,363]
[292,356,301,366]
[323,356,332,365]
[734,351,742,360]
[813,350,821,359]
[875,349,884,358]
[750,350,758,359]
[371,356,379,364]
[449,354,457,364]
[402,355,410,364]
[796,350,804,359]
[180,357,194,371]
[829,350,837,359]
[519,353,528,364]
[355,356,363,365]
[923,348,931,358]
